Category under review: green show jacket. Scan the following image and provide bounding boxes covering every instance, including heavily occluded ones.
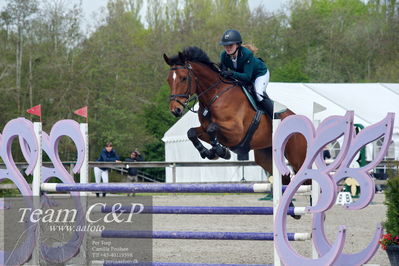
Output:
[220,46,268,84]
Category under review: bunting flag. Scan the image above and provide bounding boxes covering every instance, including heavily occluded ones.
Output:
[74,106,88,119]
[27,105,42,118]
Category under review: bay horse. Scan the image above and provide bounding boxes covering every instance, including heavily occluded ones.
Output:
[163,46,307,185]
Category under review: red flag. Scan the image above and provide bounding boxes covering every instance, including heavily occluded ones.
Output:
[74,106,88,118]
[27,105,42,117]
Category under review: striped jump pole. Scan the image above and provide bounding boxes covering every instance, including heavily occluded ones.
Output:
[95,205,307,216]
[41,183,312,194]
[93,261,272,266]
[94,261,272,266]
[23,110,387,265]
[89,230,311,241]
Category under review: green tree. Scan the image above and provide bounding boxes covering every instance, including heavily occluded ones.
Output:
[0,0,397,176]
[139,85,178,180]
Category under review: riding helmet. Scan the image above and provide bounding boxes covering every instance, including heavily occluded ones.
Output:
[219,29,242,45]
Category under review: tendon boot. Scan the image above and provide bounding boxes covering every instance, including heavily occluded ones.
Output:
[258,96,274,120]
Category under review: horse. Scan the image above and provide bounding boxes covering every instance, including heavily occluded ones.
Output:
[163,46,307,185]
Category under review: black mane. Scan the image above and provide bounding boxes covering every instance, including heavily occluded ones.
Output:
[169,46,219,72]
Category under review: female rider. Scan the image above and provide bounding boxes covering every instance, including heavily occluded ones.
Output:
[219,29,273,119]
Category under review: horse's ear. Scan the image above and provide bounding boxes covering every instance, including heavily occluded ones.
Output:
[178,52,185,63]
[163,53,172,66]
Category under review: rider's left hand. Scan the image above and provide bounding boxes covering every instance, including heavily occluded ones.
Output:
[221,70,234,78]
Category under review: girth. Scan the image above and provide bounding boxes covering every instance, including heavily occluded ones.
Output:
[230,110,263,155]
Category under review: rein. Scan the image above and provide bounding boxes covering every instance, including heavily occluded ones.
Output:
[169,63,237,114]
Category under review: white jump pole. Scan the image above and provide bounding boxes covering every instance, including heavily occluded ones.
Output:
[311,101,325,259]
[32,122,42,196]
[78,122,89,265]
[272,102,284,266]
[79,123,89,184]
[31,122,42,265]
[272,101,322,264]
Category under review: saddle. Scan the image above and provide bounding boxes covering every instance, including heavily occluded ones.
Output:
[240,83,260,112]
[241,83,287,119]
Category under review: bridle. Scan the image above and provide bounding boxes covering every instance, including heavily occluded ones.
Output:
[169,64,197,112]
[168,62,234,114]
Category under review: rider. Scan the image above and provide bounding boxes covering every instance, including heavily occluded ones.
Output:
[219,29,274,119]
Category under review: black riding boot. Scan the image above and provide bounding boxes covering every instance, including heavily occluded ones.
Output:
[259,97,274,120]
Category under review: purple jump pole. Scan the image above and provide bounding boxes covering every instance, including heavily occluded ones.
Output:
[41,183,311,194]
[99,206,304,216]
[103,262,271,266]
[92,230,310,241]
[42,183,272,193]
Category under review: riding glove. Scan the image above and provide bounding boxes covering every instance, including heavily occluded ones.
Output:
[221,70,234,78]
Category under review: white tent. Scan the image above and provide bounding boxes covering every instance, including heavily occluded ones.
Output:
[162,83,399,183]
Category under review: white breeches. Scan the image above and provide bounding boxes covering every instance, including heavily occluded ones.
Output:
[253,71,270,101]
[94,167,109,183]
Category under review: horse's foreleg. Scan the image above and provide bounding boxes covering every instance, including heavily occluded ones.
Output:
[187,127,218,159]
[206,122,231,160]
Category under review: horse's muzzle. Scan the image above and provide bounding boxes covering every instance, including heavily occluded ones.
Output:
[171,108,183,117]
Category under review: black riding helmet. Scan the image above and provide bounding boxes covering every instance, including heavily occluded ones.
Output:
[219,29,242,46]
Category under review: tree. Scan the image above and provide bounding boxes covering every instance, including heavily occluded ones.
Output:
[0,0,397,172]
[139,85,178,180]
[2,0,38,114]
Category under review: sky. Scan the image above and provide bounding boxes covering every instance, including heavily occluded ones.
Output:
[77,0,289,30]
[77,0,287,16]
[0,0,289,29]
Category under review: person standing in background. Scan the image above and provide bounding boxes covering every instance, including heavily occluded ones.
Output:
[126,150,144,183]
[125,150,144,196]
[94,142,121,197]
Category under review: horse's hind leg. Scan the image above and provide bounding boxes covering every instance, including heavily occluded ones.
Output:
[278,110,310,185]
[254,147,291,184]
[255,147,301,220]
[206,122,231,160]
[254,148,273,175]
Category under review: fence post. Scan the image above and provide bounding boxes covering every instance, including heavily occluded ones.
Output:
[80,123,89,184]
[30,122,42,265]
[172,163,177,183]
[272,104,282,266]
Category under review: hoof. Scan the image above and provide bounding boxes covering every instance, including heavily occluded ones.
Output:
[222,148,231,160]
[290,214,302,220]
[200,149,218,160]
[215,146,231,160]
[206,149,218,160]
[199,150,208,159]
[208,155,220,160]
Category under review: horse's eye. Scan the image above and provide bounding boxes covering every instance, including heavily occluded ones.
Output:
[181,77,187,82]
